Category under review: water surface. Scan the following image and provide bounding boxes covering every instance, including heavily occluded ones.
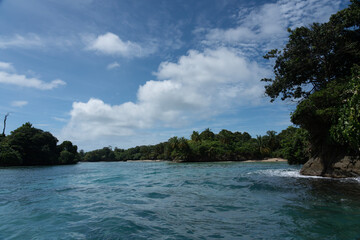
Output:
[0,162,359,239]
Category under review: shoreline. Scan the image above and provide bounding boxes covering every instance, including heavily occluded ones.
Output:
[125,160,165,162]
[243,158,288,163]
[123,158,288,163]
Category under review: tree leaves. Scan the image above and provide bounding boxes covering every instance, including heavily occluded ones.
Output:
[263,1,360,102]
[263,1,360,158]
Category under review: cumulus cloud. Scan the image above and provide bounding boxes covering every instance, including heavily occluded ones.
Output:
[63,0,343,148]
[204,0,342,51]
[11,101,28,107]
[63,47,269,142]
[53,117,68,122]
[0,61,15,71]
[107,61,120,70]
[86,32,145,57]
[0,34,43,49]
[0,68,66,90]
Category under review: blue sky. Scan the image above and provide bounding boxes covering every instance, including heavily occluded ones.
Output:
[0,0,348,150]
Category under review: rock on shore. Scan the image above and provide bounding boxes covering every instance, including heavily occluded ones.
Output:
[300,156,360,178]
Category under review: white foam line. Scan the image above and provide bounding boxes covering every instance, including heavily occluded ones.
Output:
[351,177,360,183]
[252,169,360,182]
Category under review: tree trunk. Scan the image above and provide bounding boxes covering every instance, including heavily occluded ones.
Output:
[2,113,9,136]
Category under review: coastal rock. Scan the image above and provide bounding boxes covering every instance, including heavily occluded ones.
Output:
[327,156,360,178]
[300,156,360,178]
[300,157,325,176]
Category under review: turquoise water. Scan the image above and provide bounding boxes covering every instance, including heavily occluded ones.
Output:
[0,162,360,240]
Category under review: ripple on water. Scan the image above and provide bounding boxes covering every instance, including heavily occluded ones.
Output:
[144,192,171,199]
[254,168,360,183]
[0,162,360,240]
[92,175,124,184]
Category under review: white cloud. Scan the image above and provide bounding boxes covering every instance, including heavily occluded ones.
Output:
[0,34,81,51]
[86,32,145,57]
[204,0,342,51]
[0,61,15,71]
[0,34,43,49]
[62,0,344,149]
[53,117,68,122]
[11,101,28,107]
[107,61,120,70]
[63,47,270,144]
[0,71,66,90]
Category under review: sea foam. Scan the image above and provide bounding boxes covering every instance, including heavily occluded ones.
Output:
[253,169,360,183]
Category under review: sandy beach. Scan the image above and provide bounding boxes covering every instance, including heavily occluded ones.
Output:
[126,160,165,162]
[243,158,287,163]
[125,158,288,163]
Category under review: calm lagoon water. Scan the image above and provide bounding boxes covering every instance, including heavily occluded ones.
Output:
[0,161,360,239]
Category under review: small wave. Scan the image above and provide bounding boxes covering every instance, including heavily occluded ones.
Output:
[352,177,360,183]
[144,192,170,199]
[92,176,124,184]
[251,169,321,179]
[55,187,77,193]
[254,169,360,182]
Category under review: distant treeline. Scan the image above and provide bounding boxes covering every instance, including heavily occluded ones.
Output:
[82,126,309,164]
[0,123,79,166]
[0,122,310,166]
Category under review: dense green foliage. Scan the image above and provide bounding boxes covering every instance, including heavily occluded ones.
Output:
[0,123,79,166]
[263,1,360,161]
[275,126,310,164]
[82,127,309,164]
[57,140,80,165]
[263,1,360,101]
[331,66,360,151]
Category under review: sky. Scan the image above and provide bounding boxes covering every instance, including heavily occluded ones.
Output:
[0,0,348,151]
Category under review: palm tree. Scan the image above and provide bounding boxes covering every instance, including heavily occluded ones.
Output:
[191,131,200,142]
[266,130,278,150]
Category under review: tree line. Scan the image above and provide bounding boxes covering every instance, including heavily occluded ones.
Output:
[0,122,79,166]
[0,122,310,166]
[82,126,309,164]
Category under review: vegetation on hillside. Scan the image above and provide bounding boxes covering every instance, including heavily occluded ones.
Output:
[0,122,79,166]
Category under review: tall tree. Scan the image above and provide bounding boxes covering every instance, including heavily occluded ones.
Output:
[217,129,234,145]
[262,1,360,102]
[57,140,80,164]
[266,130,279,151]
[7,122,59,165]
[199,128,215,141]
[262,1,360,163]
[191,131,200,142]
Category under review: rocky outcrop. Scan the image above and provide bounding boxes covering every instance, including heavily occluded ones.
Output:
[300,156,360,178]
[300,157,324,176]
